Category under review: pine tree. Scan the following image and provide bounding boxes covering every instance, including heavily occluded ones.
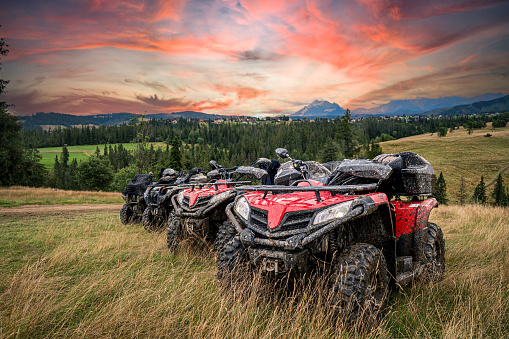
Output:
[457,177,467,205]
[335,109,355,158]
[169,136,182,171]
[366,141,383,159]
[434,172,448,204]
[321,138,337,163]
[491,173,508,207]
[473,175,487,204]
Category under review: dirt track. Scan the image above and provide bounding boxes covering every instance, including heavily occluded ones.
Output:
[0,203,124,217]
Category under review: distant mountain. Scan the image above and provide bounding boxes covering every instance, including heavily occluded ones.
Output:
[18,111,224,129]
[351,93,504,117]
[421,95,509,116]
[291,100,345,118]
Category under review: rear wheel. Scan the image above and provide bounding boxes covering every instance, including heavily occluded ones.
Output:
[120,204,134,225]
[424,223,445,282]
[167,215,181,251]
[330,243,389,328]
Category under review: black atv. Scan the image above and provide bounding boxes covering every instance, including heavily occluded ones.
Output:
[120,173,154,224]
[142,168,207,232]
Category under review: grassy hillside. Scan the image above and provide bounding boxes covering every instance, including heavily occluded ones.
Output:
[0,190,507,337]
[380,124,509,203]
[38,142,167,168]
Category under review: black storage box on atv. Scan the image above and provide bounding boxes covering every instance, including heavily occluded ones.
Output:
[373,152,436,196]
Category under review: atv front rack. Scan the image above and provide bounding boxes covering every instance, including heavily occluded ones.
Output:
[236,182,379,202]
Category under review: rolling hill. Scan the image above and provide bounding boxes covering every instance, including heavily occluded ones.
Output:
[379,123,509,203]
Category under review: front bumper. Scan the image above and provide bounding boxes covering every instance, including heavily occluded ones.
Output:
[248,248,308,274]
[171,193,235,219]
[226,196,376,251]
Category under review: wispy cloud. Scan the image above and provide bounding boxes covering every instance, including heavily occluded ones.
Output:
[2,0,509,115]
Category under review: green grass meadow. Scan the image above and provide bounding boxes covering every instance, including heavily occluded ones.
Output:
[0,190,507,338]
[38,143,167,168]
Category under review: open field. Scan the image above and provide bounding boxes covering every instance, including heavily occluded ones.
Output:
[0,186,122,207]
[380,124,509,203]
[38,142,167,168]
[0,190,507,338]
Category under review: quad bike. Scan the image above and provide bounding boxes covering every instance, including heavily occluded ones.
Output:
[142,168,207,232]
[120,173,154,224]
[217,148,445,325]
[166,158,277,252]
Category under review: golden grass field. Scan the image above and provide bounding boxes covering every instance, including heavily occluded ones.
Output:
[0,191,507,338]
[0,186,123,207]
[380,124,509,203]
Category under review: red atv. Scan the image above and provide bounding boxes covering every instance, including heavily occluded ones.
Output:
[166,159,272,252]
[216,148,445,324]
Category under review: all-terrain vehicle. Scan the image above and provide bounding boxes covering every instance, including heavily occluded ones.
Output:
[142,168,207,232]
[217,149,445,324]
[166,159,276,252]
[120,173,154,224]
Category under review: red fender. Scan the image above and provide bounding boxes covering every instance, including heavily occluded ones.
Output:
[392,198,438,237]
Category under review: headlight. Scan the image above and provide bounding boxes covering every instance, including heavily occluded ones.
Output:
[313,201,353,225]
[234,196,250,220]
[177,191,185,205]
[209,191,232,204]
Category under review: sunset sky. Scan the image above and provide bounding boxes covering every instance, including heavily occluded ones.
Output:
[1,0,508,116]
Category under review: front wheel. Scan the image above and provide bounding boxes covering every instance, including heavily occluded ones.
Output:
[423,223,445,282]
[142,208,166,233]
[214,220,237,257]
[216,235,248,282]
[330,243,389,328]
[167,215,181,251]
[120,204,134,225]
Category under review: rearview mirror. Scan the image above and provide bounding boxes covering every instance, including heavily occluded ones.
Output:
[275,148,289,159]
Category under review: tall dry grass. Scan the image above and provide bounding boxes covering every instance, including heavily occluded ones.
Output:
[0,187,122,207]
[0,205,507,338]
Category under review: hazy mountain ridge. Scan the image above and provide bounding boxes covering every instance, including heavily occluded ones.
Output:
[19,111,223,129]
[421,95,509,116]
[351,93,504,117]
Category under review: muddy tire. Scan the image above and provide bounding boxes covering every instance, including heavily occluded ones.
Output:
[214,220,237,256]
[120,204,134,224]
[330,243,389,328]
[142,208,165,233]
[217,235,248,281]
[167,215,181,251]
[424,223,445,282]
